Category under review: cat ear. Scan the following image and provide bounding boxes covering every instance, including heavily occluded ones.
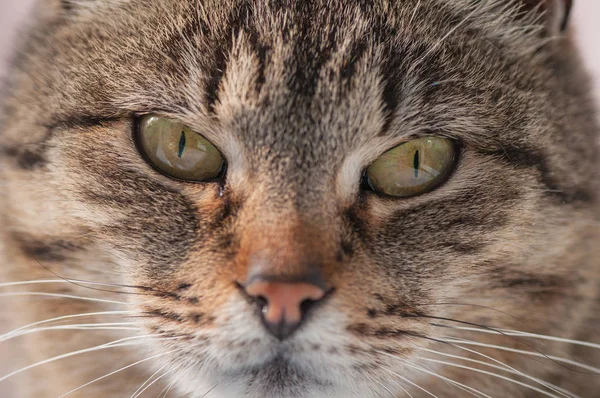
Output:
[36,0,103,16]
[520,0,573,34]
[34,0,82,17]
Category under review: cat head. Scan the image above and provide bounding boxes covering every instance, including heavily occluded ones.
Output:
[1,0,598,396]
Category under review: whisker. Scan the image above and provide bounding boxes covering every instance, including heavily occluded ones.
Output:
[200,383,219,397]
[377,350,490,398]
[131,368,173,398]
[418,357,564,398]
[422,315,591,373]
[58,351,176,398]
[382,358,460,398]
[0,310,134,340]
[0,291,128,305]
[417,347,580,398]
[418,303,525,325]
[1,323,140,342]
[158,372,179,398]
[0,280,76,288]
[396,382,415,398]
[441,338,600,374]
[369,373,398,398]
[0,279,148,294]
[31,259,155,296]
[410,359,489,398]
[0,334,168,383]
[423,333,574,398]
[130,363,169,398]
[439,325,600,349]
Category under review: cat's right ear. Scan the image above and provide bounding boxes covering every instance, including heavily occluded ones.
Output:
[519,0,573,35]
[35,0,98,19]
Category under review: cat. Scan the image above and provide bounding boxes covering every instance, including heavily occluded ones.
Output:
[1,0,599,397]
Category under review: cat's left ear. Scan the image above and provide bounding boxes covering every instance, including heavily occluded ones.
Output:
[520,0,573,34]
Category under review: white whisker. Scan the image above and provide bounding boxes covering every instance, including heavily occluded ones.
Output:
[369,374,398,398]
[379,365,439,398]
[159,371,179,398]
[377,350,491,398]
[420,340,576,398]
[396,383,415,398]
[58,351,175,397]
[438,325,600,349]
[0,279,72,288]
[200,383,219,397]
[131,369,172,398]
[0,310,134,340]
[130,363,169,398]
[0,291,128,305]
[419,357,564,398]
[1,323,140,342]
[0,334,165,383]
[441,338,600,374]
[418,347,580,398]
[0,279,127,289]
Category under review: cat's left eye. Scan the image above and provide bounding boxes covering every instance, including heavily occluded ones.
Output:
[136,115,225,181]
[365,136,457,197]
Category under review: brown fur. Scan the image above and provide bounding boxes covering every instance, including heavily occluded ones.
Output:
[1,0,599,397]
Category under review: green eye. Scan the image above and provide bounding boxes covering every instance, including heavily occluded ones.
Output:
[366,136,456,197]
[137,115,225,181]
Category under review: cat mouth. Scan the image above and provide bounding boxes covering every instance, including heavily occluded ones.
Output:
[224,355,322,390]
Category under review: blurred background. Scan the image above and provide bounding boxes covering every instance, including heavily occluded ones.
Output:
[2,0,599,101]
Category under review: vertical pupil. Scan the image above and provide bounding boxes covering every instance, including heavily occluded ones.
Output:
[413,150,420,178]
[178,131,186,158]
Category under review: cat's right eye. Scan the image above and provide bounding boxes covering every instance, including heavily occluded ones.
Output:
[136,115,225,181]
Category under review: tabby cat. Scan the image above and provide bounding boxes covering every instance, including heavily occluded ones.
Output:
[1,0,599,397]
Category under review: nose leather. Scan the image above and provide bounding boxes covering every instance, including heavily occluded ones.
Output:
[245,281,325,324]
[243,280,326,340]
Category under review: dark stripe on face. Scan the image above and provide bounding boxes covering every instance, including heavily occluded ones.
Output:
[3,115,127,170]
[204,3,257,112]
[244,25,268,95]
[367,13,408,135]
[4,115,124,170]
[487,267,572,294]
[282,3,339,98]
[60,0,74,11]
[204,47,228,111]
[2,147,47,170]
[478,145,596,204]
[46,114,124,131]
[379,47,401,134]
[144,307,186,323]
[346,322,422,340]
[340,38,369,86]
[12,233,84,262]
[2,126,55,170]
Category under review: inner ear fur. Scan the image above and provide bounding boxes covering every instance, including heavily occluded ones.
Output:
[520,0,573,33]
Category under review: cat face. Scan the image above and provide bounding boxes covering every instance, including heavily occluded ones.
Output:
[1,0,598,397]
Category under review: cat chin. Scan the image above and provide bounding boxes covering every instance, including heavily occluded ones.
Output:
[169,360,394,398]
[160,343,396,398]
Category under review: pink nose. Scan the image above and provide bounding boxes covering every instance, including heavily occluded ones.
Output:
[244,281,326,340]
